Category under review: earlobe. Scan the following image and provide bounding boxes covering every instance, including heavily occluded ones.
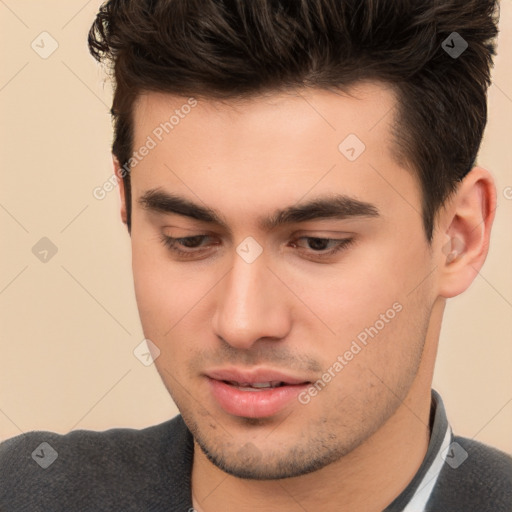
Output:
[113,156,128,226]
[438,167,497,298]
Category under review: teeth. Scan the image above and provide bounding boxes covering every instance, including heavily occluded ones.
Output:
[251,382,276,388]
[227,381,283,389]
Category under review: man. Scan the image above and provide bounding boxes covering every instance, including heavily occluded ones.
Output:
[1,0,511,510]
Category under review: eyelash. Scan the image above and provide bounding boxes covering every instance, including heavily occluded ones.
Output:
[159,234,355,261]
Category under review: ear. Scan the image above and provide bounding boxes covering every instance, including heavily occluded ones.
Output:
[437,167,497,298]
[113,156,128,226]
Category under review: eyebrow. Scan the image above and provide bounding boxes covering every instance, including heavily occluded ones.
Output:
[137,188,380,231]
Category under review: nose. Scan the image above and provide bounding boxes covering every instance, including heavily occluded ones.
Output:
[211,250,291,350]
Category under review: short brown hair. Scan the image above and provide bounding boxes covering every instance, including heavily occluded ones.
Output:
[88,0,499,240]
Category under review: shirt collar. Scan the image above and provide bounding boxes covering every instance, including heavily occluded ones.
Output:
[384,388,452,511]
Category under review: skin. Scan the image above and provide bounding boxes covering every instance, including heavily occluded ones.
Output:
[114,82,496,511]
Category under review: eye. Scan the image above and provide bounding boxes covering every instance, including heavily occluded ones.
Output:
[289,237,355,259]
[159,234,215,259]
[159,234,355,261]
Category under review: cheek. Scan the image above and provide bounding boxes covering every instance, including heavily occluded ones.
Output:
[131,245,198,385]
[131,236,216,345]
[297,293,429,430]
[302,245,421,340]
[294,231,432,380]
[132,245,164,316]
[131,233,181,336]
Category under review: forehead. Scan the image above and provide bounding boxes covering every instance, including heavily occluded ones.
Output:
[129,83,419,229]
[132,82,399,147]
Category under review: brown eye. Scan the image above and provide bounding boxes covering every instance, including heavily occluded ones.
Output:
[160,234,215,258]
[291,237,355,259]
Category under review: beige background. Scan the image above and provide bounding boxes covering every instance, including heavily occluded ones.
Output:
[0,1,511,453]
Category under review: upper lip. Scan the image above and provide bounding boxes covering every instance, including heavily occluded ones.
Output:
[206,367,311,385]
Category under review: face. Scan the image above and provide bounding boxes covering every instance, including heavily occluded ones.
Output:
[127,83,438,479]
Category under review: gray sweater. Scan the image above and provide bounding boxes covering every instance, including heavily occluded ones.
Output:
[1,390,511,511]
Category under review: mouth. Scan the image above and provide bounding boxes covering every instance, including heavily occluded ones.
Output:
[222,380,291,391]
[205,368,312,418]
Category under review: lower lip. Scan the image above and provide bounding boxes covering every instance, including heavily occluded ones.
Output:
[207,378,309,418]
